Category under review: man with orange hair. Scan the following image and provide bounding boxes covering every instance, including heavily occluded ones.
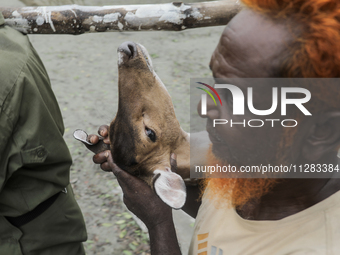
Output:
[93,0,340,254]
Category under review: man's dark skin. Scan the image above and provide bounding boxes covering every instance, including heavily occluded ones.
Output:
[90,8,340,253]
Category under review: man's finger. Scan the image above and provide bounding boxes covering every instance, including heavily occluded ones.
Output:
[93,150,109,164]
[87,134,99,144]
[100,162,112,172]
[106,152,138,186]
[106,152,124,176]
[98,125,109,137]
[103,137,110,144]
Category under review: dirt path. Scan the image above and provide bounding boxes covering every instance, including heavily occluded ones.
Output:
[3,0,224,254]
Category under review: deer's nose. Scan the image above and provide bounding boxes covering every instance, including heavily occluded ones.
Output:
[118,41,137,59]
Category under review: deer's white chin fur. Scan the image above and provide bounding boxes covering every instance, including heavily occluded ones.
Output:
[153,168,186,209]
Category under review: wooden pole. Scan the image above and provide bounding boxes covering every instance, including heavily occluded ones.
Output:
[0,1,242,35]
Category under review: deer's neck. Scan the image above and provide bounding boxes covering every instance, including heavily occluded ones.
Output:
[173,129,191,179]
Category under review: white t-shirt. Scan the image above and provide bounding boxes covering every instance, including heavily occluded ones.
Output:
[188,190,340,255]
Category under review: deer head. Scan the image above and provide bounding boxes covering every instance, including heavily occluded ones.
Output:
[109,41,190,209]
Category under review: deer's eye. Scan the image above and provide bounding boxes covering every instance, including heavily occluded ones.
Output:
[145,127,156,142]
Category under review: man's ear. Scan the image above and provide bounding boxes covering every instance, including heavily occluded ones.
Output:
[152,168,186,210]
[302,112,340,161]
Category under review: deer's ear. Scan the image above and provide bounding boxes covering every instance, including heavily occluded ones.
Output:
[153,168,186,209]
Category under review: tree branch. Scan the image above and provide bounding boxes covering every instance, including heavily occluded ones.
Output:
[0,1,243,35]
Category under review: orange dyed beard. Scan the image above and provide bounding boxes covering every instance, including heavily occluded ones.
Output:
[201,146,278,209]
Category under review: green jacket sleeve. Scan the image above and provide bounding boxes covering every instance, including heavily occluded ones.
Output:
[0,24,72,217]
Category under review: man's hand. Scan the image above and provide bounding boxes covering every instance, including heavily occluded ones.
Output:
[88,125,111,171]
[106,152,172,230]
[106,152,181,254]
[89,124,173,228]
[90,124,181,253]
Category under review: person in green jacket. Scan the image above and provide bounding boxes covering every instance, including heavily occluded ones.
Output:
[0,12,87,255]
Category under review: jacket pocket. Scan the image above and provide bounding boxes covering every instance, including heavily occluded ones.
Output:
[20,145,48,164]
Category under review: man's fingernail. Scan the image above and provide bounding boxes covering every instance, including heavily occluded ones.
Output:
[171,153,177,160]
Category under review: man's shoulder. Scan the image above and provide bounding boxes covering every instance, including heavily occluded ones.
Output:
[0,25,36,104]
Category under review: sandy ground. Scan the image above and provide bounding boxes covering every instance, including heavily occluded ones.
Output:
[2,0,225,254]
